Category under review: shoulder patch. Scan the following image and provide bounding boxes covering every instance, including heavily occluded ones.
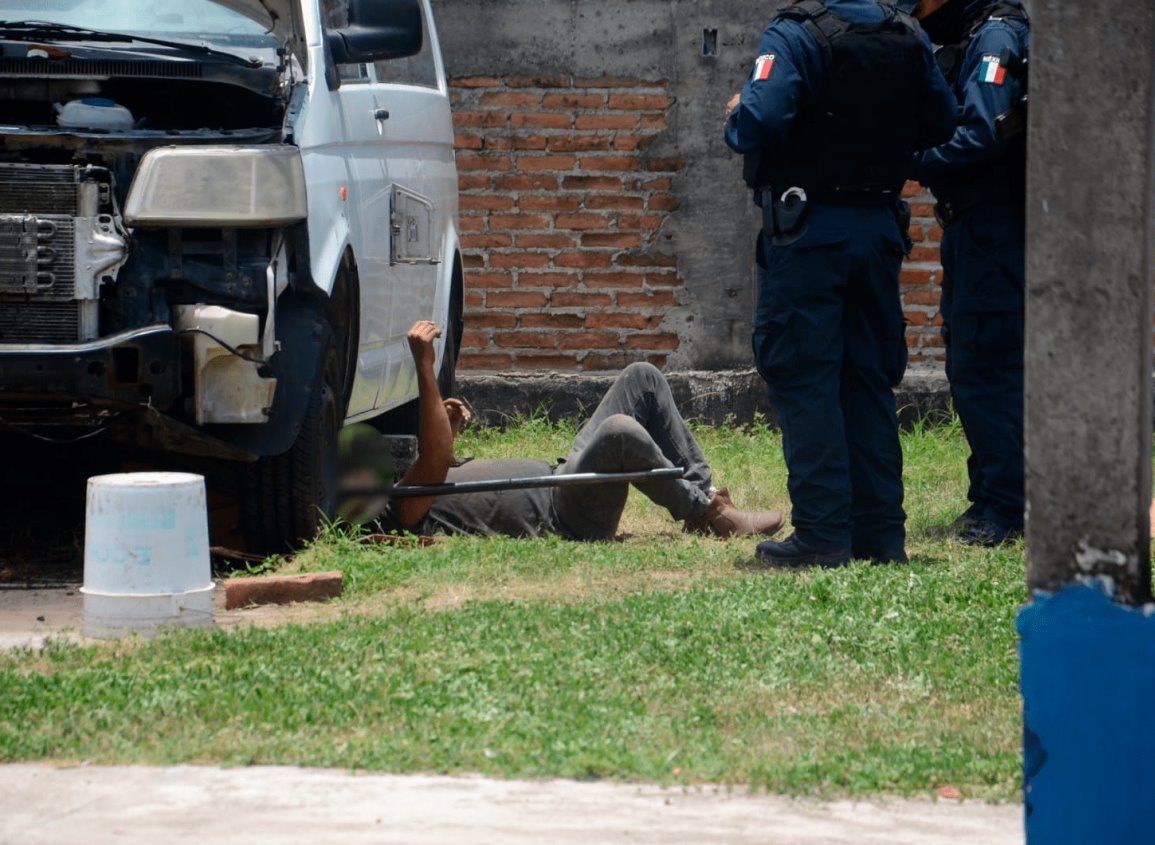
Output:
[753,53,776,82]
[979,53,1007,85]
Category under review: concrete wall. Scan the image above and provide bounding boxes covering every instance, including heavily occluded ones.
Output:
[431,0,946,372]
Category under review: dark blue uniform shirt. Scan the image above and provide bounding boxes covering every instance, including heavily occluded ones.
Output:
[725,0,957,195]
[910,3,1029,183]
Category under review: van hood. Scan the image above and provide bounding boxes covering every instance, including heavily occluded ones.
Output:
[212,0,297,43]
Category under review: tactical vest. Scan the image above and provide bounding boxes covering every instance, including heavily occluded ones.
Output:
[743,0,925,200]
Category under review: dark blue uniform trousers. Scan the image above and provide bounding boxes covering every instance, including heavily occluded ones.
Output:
[938,203,1025,531]
[753,206,907,555]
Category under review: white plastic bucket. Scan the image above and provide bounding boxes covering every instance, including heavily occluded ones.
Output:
[81,472,215,638]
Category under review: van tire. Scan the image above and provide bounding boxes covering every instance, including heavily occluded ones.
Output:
[242,342,342,554]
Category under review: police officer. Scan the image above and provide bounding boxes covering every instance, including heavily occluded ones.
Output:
[905,0,1029,546]
[724,0,956,568]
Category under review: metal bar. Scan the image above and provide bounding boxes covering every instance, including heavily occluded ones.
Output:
[339,466,686,499]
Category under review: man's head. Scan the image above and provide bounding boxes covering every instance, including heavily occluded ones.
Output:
[913,0,952,17]
[897,0,971,45]
[895,0,953,19]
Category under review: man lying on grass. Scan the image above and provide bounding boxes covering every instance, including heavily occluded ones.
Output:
[368,320,783,541]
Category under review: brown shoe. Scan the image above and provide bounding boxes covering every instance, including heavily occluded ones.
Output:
[684,487,784,539]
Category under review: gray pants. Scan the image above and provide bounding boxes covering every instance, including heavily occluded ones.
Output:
[553,362,713,540]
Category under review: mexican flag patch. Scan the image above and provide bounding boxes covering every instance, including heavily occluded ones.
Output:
[753,54,775,82]
[980,54,1006,85]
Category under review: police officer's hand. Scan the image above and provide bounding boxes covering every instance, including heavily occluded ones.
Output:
[724,93,741,122]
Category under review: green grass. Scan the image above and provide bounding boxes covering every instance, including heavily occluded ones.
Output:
[0,415,1026,801]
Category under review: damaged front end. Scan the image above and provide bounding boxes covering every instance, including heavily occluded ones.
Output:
[0,7,311,461]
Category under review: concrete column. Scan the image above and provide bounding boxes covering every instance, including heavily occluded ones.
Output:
[1024,0,1155,606]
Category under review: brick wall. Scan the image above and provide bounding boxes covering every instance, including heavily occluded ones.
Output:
[451,74,946,372]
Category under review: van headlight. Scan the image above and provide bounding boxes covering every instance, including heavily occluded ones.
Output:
[124,145,307,227]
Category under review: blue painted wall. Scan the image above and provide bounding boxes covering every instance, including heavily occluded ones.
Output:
[1019,584,1155,843]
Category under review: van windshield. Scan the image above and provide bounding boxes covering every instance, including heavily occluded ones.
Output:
[0,0,272,38]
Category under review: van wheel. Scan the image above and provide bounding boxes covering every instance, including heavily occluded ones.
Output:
[242,345,342,555]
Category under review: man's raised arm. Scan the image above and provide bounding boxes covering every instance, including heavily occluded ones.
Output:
[394,320,457,529]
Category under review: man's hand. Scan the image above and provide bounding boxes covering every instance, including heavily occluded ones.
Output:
[407,320,441,372]
[724,92,741,122]
[443,398,472,438]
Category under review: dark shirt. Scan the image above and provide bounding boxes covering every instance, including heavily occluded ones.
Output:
[381,458,560,538]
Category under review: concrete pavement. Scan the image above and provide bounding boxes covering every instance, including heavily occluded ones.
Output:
[0,764,1023,845]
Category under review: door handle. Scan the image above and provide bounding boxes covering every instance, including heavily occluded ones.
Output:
[374,109,390,121]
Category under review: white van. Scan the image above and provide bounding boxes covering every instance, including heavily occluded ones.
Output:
[0,0,463,552]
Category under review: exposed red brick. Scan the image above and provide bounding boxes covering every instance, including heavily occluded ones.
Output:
[548,136,612,153]
[457,174,491,191]
[496,174,560,191]
[486,291,549,308]
[581,232,643,248]
[904,290,942,307]
[224,571,343,610]
[452,76,502,88]
[648,194,680,211]
[486,135,547,151]
[552,291,613,308]
[518,272,580,288]
[562,175,622,191]
[555,213,614,231]
[468,272,514,289]
[618,214,664,231]
[585,313,657,330]
[480,91,542,109]
[542,93,605,109]
[626,334,680,350]
[520,312,585,329]
[906,246,941,263]
[519,195,583,212]
[584,271,646,288]
[456,153,512,172]
[576,114,637,131]
[460,329,490,347]
[612,135,657,152]
[494,331,557,349]
[489,214,553,230]
[645,271,681,287]
[490,252,550,269]
[586,195,646,211]
[644,157,686,172]
[580,156,638,172]
[461,234,513,249]
[619,291,677,308]
[466,312,518,328]
[512,113,573,130]
[453,111,508,129]
[517,154,578,173]
[517,233,576,249]
[555,251,614,269]
[460,195,515,211]
[505,74,573,88]
[558,331,621,350]
[607,94,672,111]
